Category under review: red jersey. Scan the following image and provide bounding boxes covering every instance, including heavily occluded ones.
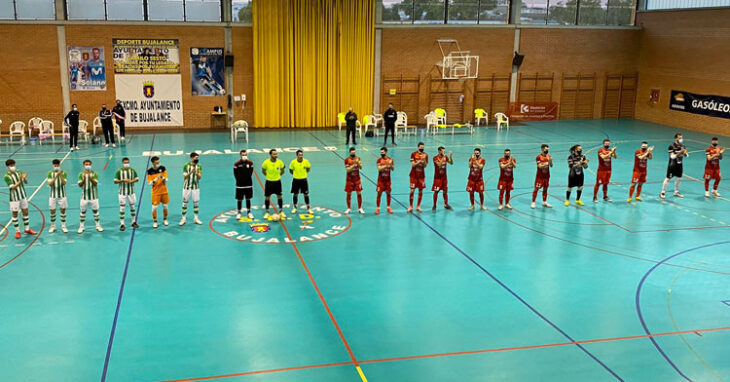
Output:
[377,157,393,183]
[597,148,613,172]
[633,149,649,173]
[468,157,485,182]
[499,157,515,182]
[345,156,361,182]
[535,154,551,178]
[410,151,428,179]
[433,155,448,180]
[705,146,722,171]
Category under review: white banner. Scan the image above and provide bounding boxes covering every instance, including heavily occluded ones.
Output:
[114,74,184,127]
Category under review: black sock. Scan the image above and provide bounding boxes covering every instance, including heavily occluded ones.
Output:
[246,198,251,211]
[577,190,582,200]
[265,199,270,210]
[237,200,242,211]
[278,198,283,209]
[293,194,298,207]
[566,190,571,200]
[304,195,310,206]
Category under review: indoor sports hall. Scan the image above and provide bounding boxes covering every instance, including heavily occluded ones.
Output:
[1,1,729,381]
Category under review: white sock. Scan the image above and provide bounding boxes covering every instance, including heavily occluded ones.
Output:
[662,178,670,193]
[674,179,681,192]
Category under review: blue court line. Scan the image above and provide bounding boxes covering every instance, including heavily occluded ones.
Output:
[7,144,27,158]
[100,135,156,382]
[635,240,730,382]
[309,131,623,380]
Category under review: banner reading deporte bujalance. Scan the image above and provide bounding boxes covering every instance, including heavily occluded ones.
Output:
[113,39,180,74]
[115,75,183,127]
[670,90,730,119]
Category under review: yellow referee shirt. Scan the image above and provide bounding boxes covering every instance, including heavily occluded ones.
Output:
[262,159,284,181]
[289,159,311,180]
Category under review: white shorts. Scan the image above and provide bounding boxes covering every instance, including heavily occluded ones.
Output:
[182,189,200,203]
[118,194,137,207]
[49,197,68,210]
[9,199,28,212]
[80,199,100,212]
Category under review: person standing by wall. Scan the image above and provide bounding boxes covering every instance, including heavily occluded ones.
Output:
[383,103,397,146]
[112,100,127,142]
[64,104,80,152]
[345,107,358,146]
[99,104,116,148]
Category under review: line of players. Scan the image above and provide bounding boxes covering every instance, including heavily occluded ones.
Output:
[3,153,203,238]
[232,134,724,219]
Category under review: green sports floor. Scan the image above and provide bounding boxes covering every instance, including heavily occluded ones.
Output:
[1,119,729,382]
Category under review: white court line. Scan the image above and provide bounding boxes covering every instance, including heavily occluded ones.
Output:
[0,150,72,235]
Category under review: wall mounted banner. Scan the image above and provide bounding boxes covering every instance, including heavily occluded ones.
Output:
[67,46,106,91]
[670,90,730,119]
[508,102,558,121]
[190,48,226,96]
[114,74,184,127]
[113,39,180,74]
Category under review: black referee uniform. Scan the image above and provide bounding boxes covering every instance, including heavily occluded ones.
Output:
[666,142,686,179]
[383,106,397,145]
[234,158,254,215]
[566,151,588,202]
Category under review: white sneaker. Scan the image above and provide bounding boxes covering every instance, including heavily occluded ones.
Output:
[153,221,158,228]
[78,225,84,234]
[530,202,536,209]
[673,191,684,198]
[713,190,721,197]
[278,212,286,219]
[236,213,241,219]
[344,208,351,214]
[307,208,313,214]
[163,219,169,226]
[247,212,254,219]
[659,192,666,199]
[358,208,365,214]
[61,225,68,233]
[263,212,270,219]
[105,144,109,147]
[194,217,202,225]
[543,202,553,208]
[121,137,125,141]
[70,147,74,152]
[468,205,475,211]
[705,191,711,198]
[49,225,56,233]
[75,146,80,150]
[179,217,187,226]
[505,203,513,209]
[480,205,487,210]
[112,144,116,148]
[96,224,104,232]
[498,205,503,211]
[291,207,297,214]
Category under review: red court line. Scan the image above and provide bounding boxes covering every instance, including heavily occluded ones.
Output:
[574,204,632,232]
[155,326,730,382]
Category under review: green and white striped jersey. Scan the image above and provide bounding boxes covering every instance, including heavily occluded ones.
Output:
[114,168,138,196]
[4,171,27,202]
[46,169,68,198]
[183,163,202,190]
[78,171,99,201]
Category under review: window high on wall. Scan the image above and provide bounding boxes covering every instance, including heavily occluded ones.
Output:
[1,0,56,19]
[645,0,730,10]
[233,0,252,23]
[63,0,221,21]
[379,0,508,24]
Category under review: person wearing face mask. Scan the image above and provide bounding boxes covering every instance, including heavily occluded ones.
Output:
[262,149,285,219]
[99,104,116,148]
[375,147,394,215]
[497,149,516,211]
[234,149,255,219]
[467,148,486,211]
[147,156,170,228]
[115,157,140,231]
[565,145,589,206]
[531,144,553,209]
[4,159,37,239]
[408,142,428,213]
[431,146,454,211]
[289,150,312,214]
[344,147,365,214]
[181,152,203,225]
[382,103,398,146]
[345,107,358,146]
[704,137,724,198]
[77,159,103,233]
[47,159,68,233]
[64,104,81,151]
[594,139,617,203]
[112,100,126,141]
[660,133,688,199]
[628,142,653,203]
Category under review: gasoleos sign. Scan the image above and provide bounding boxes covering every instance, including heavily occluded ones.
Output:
[670,90,730,119]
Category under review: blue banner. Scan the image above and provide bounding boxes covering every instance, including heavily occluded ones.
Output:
[68,46,106,91]
[190,48,225,96]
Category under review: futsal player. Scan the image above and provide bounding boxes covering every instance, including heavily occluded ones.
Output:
[531,144,553,209]
[375,147,394,215]
[594,139,617,203]
[344,147,364,214]
[498,149,516,210]
[114,157,139,231]
[77,160,103,233]
[4,160,37,239]
[565,145,589,206]
[289,149,312,214]
[628,142,653,202]
[466,148,486,211]
[47,159,68,233]
[408,142,428,213]
[180,152,203,225]
[234,149,255,219]
[431,146,453,211]
[704,137,724,197]
[262,149,285,219]
[660,133,688,199]
[147,156,169,228]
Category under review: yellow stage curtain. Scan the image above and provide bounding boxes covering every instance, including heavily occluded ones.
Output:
[253,0,374,128]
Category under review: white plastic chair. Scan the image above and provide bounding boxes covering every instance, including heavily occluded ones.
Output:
[354,120,363,139]
[28,117,43,138]
[395,111,409,136]
[231,120,249,142]
[495,112,510,131]
[9,121,26,145]
[112,120,121,143]
[424,112,437,135]
[39,120,55,144]
[474,108,488,126]
[93,116,102,137]
[78,120,90,142]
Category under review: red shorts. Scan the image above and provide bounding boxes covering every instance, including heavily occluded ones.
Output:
[410,176,426,190]
[431,177,448,192]
[534,177,550,189]
[497,180,514,191]
[596,171,612,185]
[704,169,721,181]
[632,171,647,184]
[466,180,484,193]
[376,181,391,193]
[345,179,362,192]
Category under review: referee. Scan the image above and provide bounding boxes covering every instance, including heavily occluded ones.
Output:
[660,133,688,199]
[262,149,285,219]
[289,149,312,214]
[234,149,255,219]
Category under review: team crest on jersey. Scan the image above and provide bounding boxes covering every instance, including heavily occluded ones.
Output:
[143,81,155,98]
[210,205,351,245]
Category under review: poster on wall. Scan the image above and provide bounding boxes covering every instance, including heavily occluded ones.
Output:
[112,39,180,74]
[670,90,730,120]
[508,102,558,121]
[114,74,184,127]
[67,46,106,91]
[190,48,226,96]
